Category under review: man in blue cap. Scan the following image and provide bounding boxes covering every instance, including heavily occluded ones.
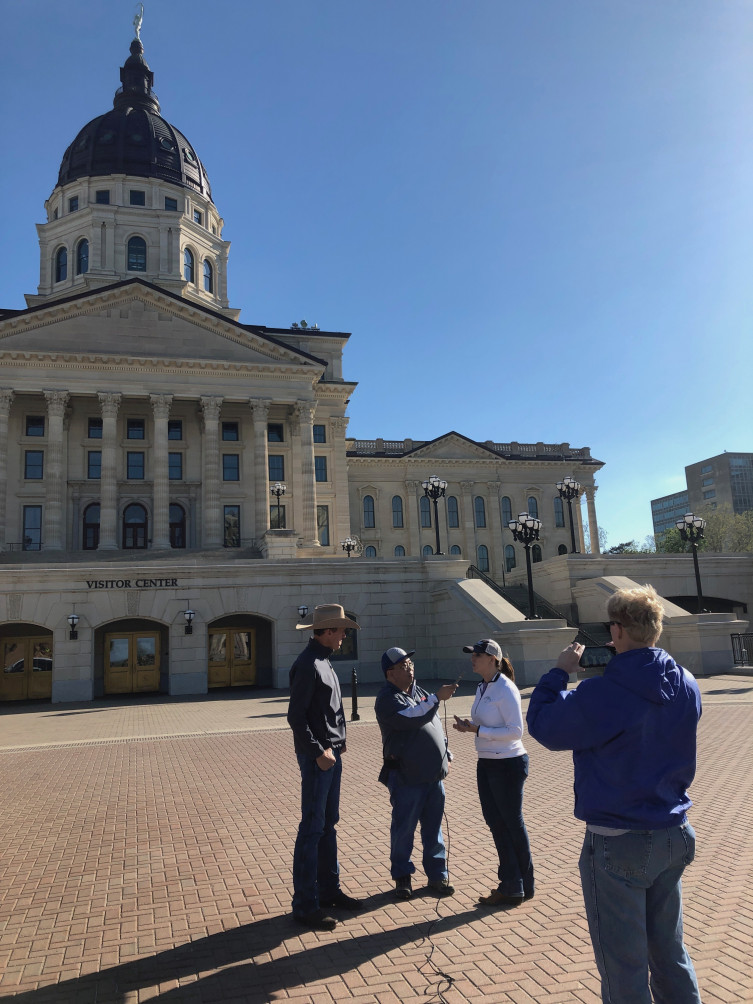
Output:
[375,647,457,899]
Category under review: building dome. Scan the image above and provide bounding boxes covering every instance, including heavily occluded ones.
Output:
[57,38,212,203]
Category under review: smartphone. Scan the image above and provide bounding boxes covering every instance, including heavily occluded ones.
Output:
[578,645,614,669]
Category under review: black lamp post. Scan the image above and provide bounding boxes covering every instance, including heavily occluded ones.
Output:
[270,482,286,529]
[422,475,447,555]
[341,537,357,558]
[508,512,543,619]
[556,475,581,553]
[676,512,707,614]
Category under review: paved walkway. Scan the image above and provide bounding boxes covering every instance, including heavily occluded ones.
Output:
[1,674,752,1002]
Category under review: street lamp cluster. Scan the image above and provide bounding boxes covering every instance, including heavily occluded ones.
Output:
[676,512,707,613]
[508,513,543,619]
[556,476,581,554]
[270,482,286,529]
[422,475,448,555]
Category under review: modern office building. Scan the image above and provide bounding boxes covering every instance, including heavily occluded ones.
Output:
[651,453,753,537]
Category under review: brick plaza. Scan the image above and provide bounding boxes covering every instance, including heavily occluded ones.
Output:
[1,676,752,1003]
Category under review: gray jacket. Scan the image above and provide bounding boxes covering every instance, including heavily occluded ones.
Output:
[375,680,450,785]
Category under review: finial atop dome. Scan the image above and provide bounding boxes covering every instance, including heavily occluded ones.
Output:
[133,3,144,41]
[114,10,160,114]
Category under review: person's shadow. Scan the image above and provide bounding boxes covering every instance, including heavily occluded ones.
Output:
[6,895,478,1003]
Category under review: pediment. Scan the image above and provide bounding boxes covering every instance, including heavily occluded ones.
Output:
[0,285,321,372]
[408,433,498,461]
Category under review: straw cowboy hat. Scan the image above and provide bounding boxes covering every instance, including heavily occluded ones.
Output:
[296,604,360,631]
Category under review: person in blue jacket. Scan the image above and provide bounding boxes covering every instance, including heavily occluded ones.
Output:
[526,584,702,1004]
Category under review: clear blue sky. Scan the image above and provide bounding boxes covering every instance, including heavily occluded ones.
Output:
[3,1,752,547]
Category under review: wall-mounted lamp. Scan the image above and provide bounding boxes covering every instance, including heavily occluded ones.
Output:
[298,604,309,620]
[184,609,195,635]
[67,613,79,640]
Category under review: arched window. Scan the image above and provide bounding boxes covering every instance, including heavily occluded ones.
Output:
[505,544,516,572]
[203,258,213,292]
[477,544,489,572]
[170,503,186,549]
[122,503,148,549]
[363,494,375,528]
[532,544,542,563]
[501,496,512,526]
[83,503,100,550]
[76,239,89,275]
[184,247,195,283]
[394,545,405,557]
[364,545,377,557]
[55,246,67,282]
[127,236,146,271]
[420,496,432,528]
[474,496,486,528]
[447,496,459,528]
[558,544,568,556]
[450,545,461,555]
[527,496,539,518]
[554,497,565,527]
[423,544,433,556]
[392,495,403,528]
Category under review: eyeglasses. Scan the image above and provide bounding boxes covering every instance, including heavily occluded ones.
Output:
[607,621,622,628]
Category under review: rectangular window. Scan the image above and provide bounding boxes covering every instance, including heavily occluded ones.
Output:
[168,453,183,480]
[23,506,42,551]
[127,452,145,479]
[224,505,240,547]
[703,489,716,499]
[25,416,45,437]
[88,417,103,439]
[313,424,326,444]
[701,464,712,474]
[222,421,239,441]
[270,503,286,530]
[165,196,178,211]
[315,456,328,482]
[95,190,110,204]
[267,423,284,442]
[167,419,183,440]
[317,505,330,546]
[223,454,240,481]
[129,190,146,206]
[702,477,714,487]
[68,196,79,213]
[87,451,102,479]
[268,455,284,481]
[24,450,44,479]
[193,209,203,225]
[127,418,145,440]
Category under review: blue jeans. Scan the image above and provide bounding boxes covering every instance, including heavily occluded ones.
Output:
[292,750,342,915]
[387,775,447,882]
[476,755,534,898]
[579,823,702,1004]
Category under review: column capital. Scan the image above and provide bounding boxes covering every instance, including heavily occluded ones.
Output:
[294,401,316,424]
[200,395,223,424]
[486,481,501,494]
[460,481,475,492]
[405,480,421,491]
[149,393,173,420]
[98,391,122,418]
[250,399,271,421]
[331,416,349,434]
[0,389,14,415]
[43,389,70,416]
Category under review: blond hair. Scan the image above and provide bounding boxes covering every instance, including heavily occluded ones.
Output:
[606,584,664,647]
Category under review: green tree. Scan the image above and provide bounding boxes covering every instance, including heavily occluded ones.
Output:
[656,507,753,554]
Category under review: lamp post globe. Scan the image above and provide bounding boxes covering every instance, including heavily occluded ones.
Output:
[508,512,543,619]
[675,512,707,614]
[270,482,286,529]
[556,475,581,553]
[421,474,447,555]
[341,537,357,558]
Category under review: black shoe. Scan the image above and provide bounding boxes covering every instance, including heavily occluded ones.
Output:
[319,891,363,910]
[293,908,338,931]
[394,876,412,900]
[478,889,523,907]
[524,889,535,901]
[428,878,455,897]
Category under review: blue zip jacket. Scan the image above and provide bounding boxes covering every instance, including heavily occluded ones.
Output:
[526,647,702,830]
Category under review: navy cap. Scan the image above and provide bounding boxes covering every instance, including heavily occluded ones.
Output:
[381,647,416,674]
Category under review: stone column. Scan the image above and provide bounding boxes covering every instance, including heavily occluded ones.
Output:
[251,400,270,539]
[461,481,475,562]
[487,481,505,577]
[150,393,173,549]
[98,392,122,550]
[0,390,14,549]
[331,416,351,547]
[200,396,223,547]
[42,390,70,550]
[575,495,586,553]
[585,485,600,555]
[289,407,304,537]
[405,480,420,556]
[295,402,319,546]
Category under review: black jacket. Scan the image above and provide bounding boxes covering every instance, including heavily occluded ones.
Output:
[287,638,346,758]
[375,681,449,785]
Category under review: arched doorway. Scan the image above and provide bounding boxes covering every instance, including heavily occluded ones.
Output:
[123,503,148,549]
[83,503,100,550]
[1,625,53,701]
[95,619,166,695]
[207,614,274,688]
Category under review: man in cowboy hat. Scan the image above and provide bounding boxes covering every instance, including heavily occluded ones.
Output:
[375,646,457,900]
[287,603,362,931]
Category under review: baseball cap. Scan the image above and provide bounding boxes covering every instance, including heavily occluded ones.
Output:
[381,647,416,674]
[462,639,503,659]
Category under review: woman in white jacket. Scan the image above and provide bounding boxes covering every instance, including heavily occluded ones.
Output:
[453,639,534,906]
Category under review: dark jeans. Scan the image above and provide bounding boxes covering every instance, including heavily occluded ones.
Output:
[386,774,448,882]
[579,823,701,1004]
[291,749,342,916]
[476,754,534,898]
